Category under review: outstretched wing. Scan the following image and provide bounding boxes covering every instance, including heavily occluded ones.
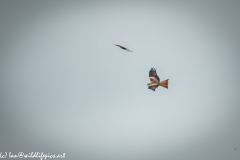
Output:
[148,85,158,91]
[149,68,160,81]
[114,44,132,52]
[120,46,127,50]
[126,48,132,52]
[115,44,125,49]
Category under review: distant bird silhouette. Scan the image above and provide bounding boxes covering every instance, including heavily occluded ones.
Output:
[114,44,132,52]
[147,68,169,91]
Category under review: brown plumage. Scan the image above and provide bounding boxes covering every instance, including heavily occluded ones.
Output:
[114,44,132,52]
[147,68,169,91]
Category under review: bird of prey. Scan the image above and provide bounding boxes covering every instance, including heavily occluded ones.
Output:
[114,44,132,52]
[147,68,169,91]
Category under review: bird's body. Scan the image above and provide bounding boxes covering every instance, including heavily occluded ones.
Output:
[147,68,169,91]
[114,44,132,52]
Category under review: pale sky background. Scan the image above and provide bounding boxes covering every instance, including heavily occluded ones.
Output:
[0,0,240,160]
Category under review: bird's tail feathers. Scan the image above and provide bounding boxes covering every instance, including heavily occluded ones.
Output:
[159,79,169,89]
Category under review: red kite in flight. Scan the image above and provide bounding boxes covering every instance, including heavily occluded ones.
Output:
[147,68,169,91]
[114,44,132,52]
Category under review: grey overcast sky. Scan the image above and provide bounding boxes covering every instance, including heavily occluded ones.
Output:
[0,0,240,160]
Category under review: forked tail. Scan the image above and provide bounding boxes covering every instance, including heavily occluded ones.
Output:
[159,79,169,89]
